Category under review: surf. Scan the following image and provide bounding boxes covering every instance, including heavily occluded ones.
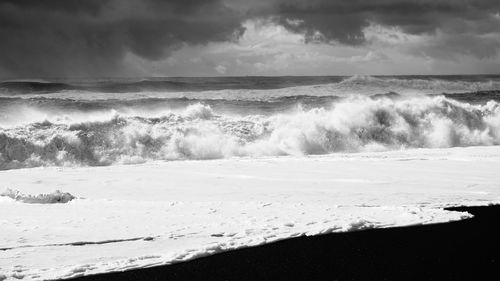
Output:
[1,95,499,170]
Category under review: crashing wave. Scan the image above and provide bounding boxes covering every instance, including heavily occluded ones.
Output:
[0,96,500,170]
[0,189,76,204]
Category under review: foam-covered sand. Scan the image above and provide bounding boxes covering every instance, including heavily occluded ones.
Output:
[1,146,500,280]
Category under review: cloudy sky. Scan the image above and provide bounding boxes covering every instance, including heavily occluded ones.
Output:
[1,0,499,78]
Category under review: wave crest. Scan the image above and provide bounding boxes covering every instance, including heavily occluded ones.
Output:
[1,97,500,170]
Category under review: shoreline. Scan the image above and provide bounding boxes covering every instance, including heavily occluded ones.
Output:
[67,205,500,281]
[2,146,499,280]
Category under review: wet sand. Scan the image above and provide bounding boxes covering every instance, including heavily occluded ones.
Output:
[68,205,500,281]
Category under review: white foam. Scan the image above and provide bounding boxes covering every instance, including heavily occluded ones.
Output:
[0,189,75,204]
[1,146,499,280]
[1,96,500,169]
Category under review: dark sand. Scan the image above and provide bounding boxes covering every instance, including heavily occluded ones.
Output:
[69,205,500,281]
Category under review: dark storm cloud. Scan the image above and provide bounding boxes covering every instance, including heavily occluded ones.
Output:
[0,0,499,77]
[248,0,500,45]
[0,0,244,77]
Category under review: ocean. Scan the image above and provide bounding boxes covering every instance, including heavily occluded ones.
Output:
[2,75,500,280]
[1,75,500,170]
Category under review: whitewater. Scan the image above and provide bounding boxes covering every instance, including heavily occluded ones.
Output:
[1,75,500,280]
[1,75,500,170]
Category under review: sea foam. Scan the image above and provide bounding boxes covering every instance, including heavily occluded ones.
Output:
[0,96,499,170]
[0,189,75,204]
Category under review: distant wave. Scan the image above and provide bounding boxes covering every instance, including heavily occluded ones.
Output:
[0,76,344,94]
[2,75,500,99]
[1,96,499,170]
[0,81,77,93]
[336,75,500,94]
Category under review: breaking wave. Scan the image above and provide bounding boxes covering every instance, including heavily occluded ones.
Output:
[1,96,500,170]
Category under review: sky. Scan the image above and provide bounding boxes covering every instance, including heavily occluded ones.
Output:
[0,0,499,78]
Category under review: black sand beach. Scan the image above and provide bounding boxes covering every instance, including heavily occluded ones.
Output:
[69,205,500,281]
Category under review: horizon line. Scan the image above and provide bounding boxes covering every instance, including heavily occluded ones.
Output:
[2,73,500,82]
